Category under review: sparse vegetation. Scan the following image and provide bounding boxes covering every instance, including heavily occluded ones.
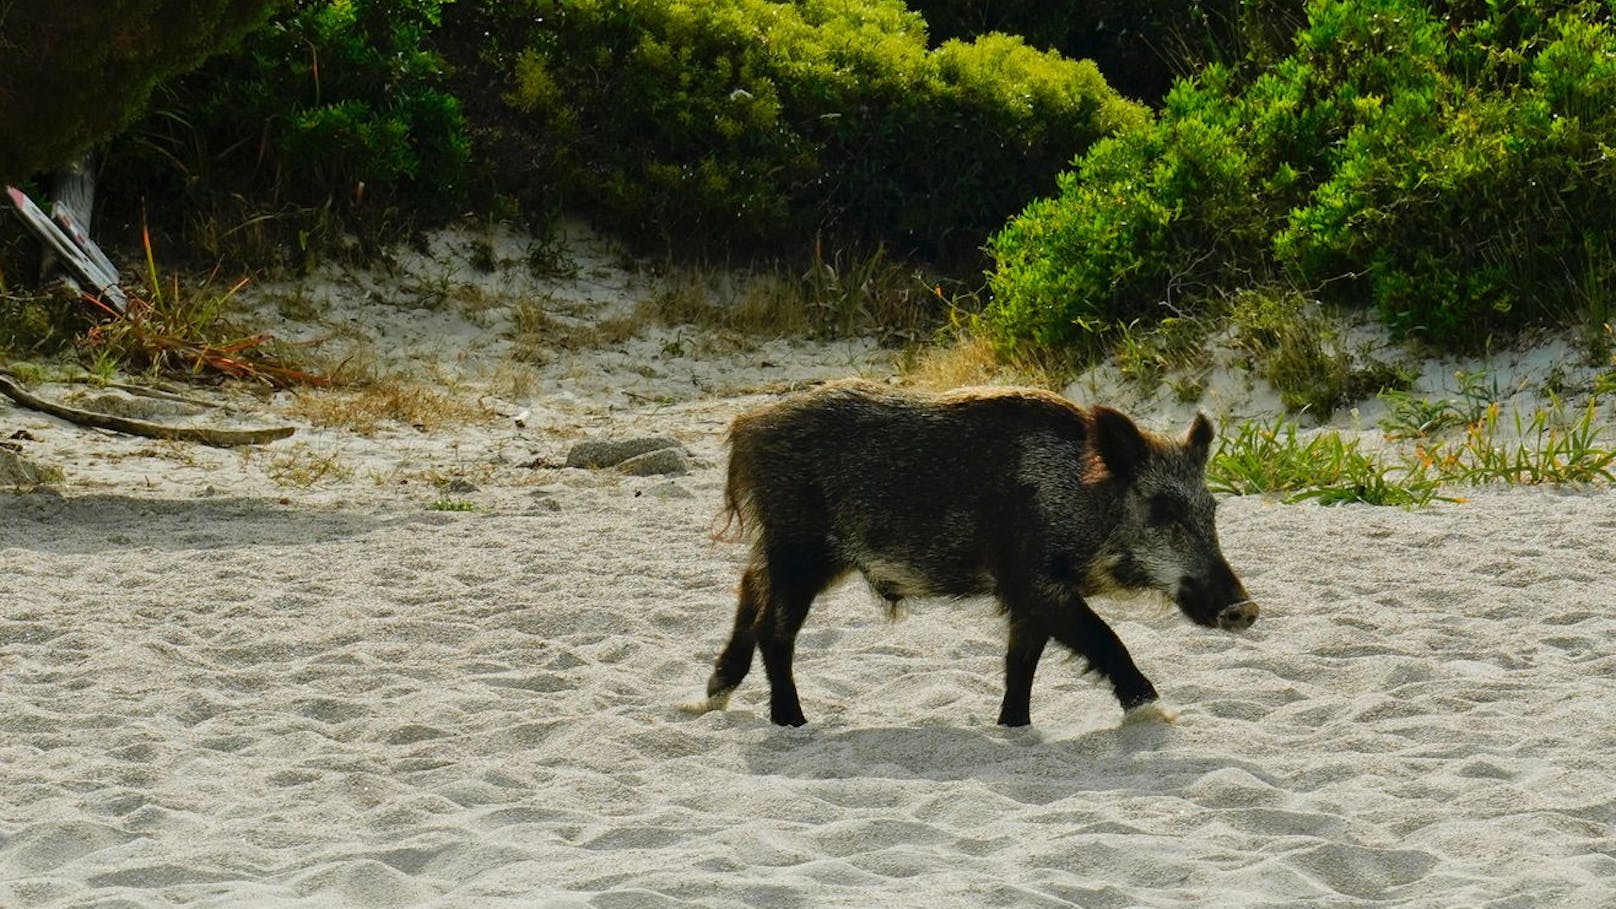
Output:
[428,497,477,511]
[1210,418,1444,507]
[286,376,483,435]
[1211,394,1616,507]
[1378,371,1495,440]
[902,332,1074,392]
[507,298,641,363]
[640,246,939,344]
[68,230,317,387]
[1412,397,1616,488]
[4,0,1615,511]
[267,446,354,487]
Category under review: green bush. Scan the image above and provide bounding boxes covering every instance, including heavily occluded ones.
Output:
[0,0,282,183]
[496,0,1144,261]
[903,0,1308,101]
[109,0,471,230]
[986,0,1616,351]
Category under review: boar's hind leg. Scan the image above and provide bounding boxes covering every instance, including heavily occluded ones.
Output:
[705,564,766,711]
[756,543,839,727]
[997,617,1049,727]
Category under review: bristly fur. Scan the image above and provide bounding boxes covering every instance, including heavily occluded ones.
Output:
[713,409,763,544]
[699,378,1255,728]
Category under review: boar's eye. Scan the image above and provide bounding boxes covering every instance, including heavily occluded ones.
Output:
[1147,493,1184,527]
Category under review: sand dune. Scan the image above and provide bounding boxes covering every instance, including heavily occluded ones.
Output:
[3,469,1614,907]
[3,225,1613,906]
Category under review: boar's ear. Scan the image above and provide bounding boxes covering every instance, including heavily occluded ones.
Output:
[1186,413,1215,465]
[1093,406,1149,480]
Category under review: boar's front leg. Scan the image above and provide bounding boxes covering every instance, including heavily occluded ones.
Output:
[997,616,1049,727]
[997,586,1158,726]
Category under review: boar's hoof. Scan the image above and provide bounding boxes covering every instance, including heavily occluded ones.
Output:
[770,706,808,727]
[1122,702,1178,726]
[680,691,730,716]
[1216,601,1260,631]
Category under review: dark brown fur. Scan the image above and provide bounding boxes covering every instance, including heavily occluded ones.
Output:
[699,380,1257,727]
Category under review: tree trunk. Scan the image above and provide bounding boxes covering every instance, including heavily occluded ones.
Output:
[5,152,126,311]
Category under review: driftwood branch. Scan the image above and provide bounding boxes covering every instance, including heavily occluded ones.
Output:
[25,372,226,409]
[0,372,294,447]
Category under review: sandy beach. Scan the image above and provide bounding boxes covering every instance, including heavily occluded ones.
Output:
[3,225,1613,907]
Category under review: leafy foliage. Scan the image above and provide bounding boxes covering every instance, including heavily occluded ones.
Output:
[0,0,283,182]
[904,0,1307,101]
[494,0,1144,261]
[108,0,471,249]
[986,0,1616,352]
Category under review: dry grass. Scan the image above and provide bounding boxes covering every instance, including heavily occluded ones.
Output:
[75,227,323,387]
[287,376,485,435]
[901,333,1073,391]
[502,243,941,368]
[508,298,641,363]
[489,361,540,400]
[637,270,811,338]
[266,446,354,488]
[639,245,938,343]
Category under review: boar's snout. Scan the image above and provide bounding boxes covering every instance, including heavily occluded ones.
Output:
[1216,600,1260,631]
[1176,562,1259,632]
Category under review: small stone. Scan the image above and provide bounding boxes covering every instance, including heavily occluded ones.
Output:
[646,481,694,499]
[615,448,689,476]
[565,437,685,469]
[0,449,52,488]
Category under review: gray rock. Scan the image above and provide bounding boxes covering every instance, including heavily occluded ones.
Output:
[645,480,695,499]
[565,436,686,469]
[616,447,690,476]
[0,449,53,488]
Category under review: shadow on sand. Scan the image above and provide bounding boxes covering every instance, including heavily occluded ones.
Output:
[0,489,434,555]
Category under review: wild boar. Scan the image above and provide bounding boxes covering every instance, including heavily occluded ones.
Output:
[690,380,1259,727]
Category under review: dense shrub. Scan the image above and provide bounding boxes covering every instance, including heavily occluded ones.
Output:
[108,0,470,234]
[495,0,1145,261]
[902,0,1308,101]
[0,0,282,183]
[986,0,1616,349]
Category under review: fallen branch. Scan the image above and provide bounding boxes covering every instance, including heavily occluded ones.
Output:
[19,372,227,409]
[0,372,294,447]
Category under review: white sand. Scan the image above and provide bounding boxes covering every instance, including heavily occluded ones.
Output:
[3,225,1614,907]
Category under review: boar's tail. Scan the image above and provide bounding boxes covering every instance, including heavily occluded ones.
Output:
[713,419,760,543]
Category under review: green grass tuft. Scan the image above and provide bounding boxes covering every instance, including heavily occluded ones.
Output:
[1212,397,1616,507]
